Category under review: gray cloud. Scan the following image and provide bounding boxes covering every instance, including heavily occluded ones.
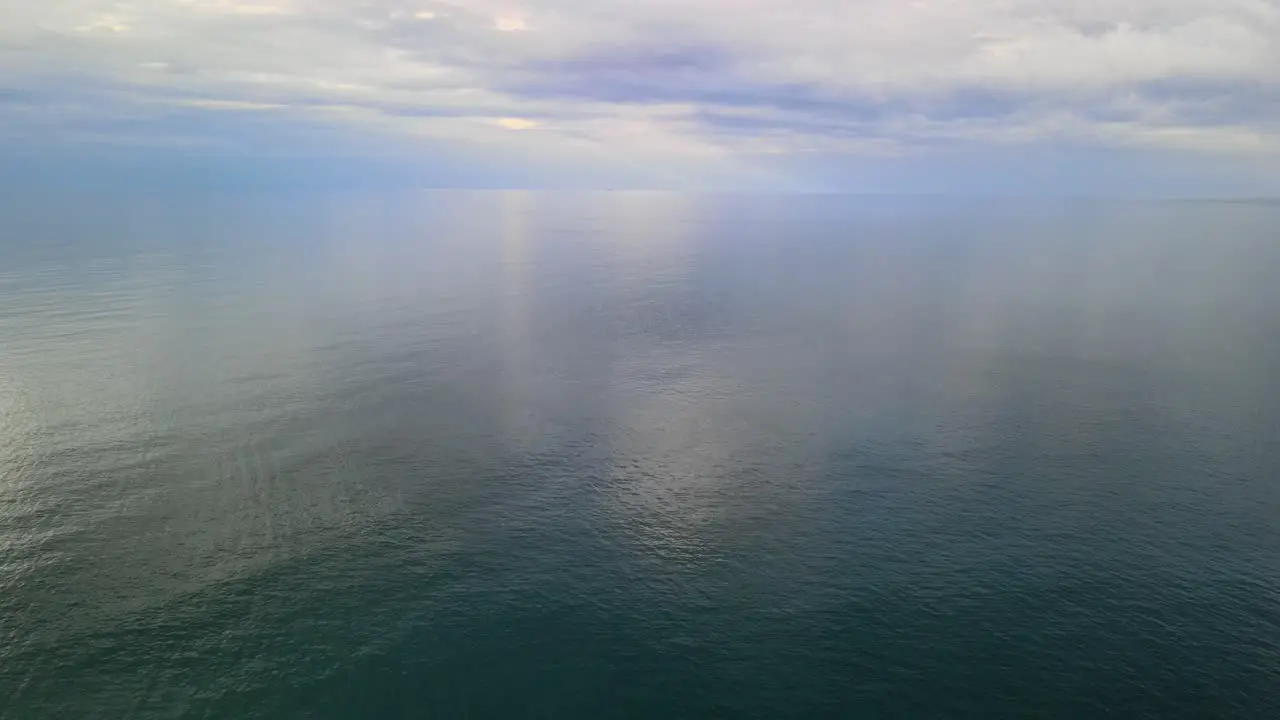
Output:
[2,0,1279,177]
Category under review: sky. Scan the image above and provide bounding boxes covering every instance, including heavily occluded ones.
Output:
[3,0,1280,193]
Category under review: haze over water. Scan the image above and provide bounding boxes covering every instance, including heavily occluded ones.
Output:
[2,192,1279,718]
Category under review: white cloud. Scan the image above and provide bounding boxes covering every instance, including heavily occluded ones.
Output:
[180,0,297,16]
[2,0,1279,171]
[496,116,536,129]
[494,14,528,32]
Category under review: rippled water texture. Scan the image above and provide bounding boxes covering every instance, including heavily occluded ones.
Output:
[2,193,1279,718]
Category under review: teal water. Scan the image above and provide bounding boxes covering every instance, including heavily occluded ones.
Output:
[2,193,1279,718]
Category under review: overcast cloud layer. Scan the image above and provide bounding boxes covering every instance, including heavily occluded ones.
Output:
[4,0,1280,191]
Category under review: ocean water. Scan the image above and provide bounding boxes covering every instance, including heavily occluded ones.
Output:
[1,192,1278,718]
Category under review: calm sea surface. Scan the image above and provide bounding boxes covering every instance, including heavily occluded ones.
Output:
[1,193,1278,718]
